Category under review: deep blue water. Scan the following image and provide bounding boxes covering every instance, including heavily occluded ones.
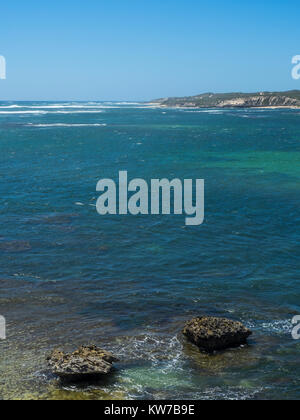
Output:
[0,102,299,400]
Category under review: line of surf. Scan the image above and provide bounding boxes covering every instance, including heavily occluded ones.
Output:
[26,123,107,127]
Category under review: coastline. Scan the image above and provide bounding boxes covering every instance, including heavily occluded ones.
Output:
[147,103,300,110]
[147,90,300,109]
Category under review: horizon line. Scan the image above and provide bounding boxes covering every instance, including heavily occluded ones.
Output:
[1,89,300,103]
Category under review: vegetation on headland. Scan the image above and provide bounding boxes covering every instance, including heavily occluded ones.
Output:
[150,90,300,108]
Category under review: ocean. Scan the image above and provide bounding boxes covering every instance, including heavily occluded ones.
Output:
[0,102,299,400]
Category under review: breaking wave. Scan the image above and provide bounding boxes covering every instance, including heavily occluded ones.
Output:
[26,123,107,128]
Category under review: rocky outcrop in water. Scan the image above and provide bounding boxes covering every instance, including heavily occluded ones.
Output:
[47,345,119,381]
[183,316,252,352]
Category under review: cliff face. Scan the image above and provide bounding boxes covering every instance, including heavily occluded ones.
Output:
[152,91,300,108]
[217,95,300,108]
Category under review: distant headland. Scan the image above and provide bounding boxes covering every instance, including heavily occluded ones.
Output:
[149,90,300,108]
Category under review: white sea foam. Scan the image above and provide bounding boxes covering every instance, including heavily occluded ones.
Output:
[53,110,105,113]
[0,105,24,109]
[192,387,264,401]
[0,104,108,109]
[245,319,293,335]
[27,123,107,128]
[260,320,293,335]
[111,332,184,369]
[0,110,105,115]
[183,109,225,114]
[0,103,158,111]
[0,110,48,114]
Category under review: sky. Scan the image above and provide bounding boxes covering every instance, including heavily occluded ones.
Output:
[0,0,300,101]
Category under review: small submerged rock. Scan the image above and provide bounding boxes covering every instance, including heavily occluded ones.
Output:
[47,345,119,382]
[183,316,252,352]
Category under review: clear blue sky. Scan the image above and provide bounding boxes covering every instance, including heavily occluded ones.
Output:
[0,0,300,101]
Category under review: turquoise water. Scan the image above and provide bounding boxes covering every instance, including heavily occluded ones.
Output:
[0,102,299,400]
